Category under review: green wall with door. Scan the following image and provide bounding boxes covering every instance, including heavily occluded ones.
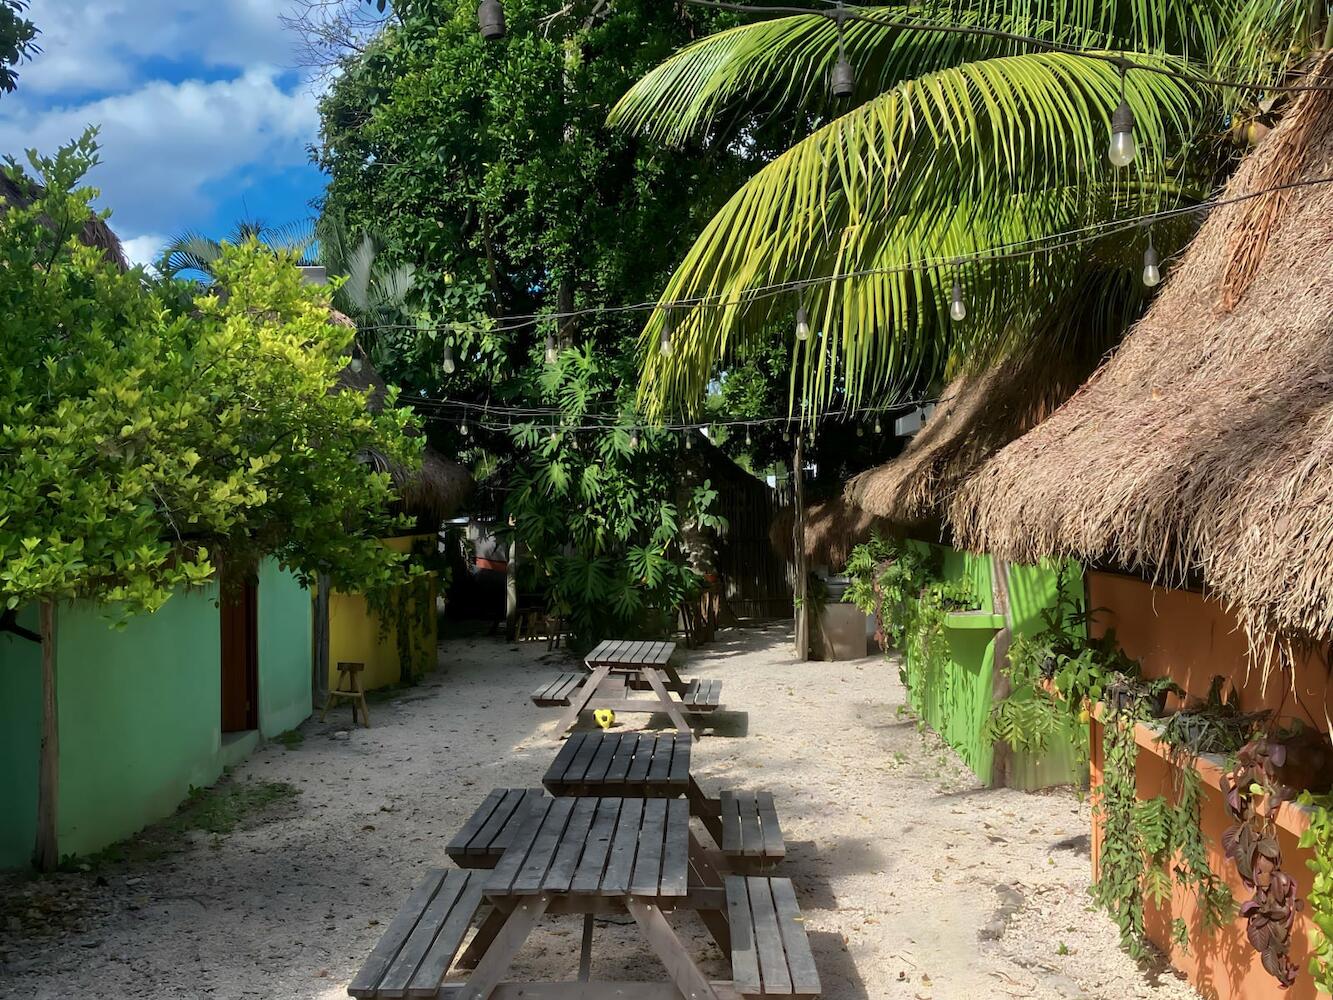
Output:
[898,541,1085,789]
[0,562,310,868]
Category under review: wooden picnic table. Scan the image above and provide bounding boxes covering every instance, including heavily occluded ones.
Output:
[542,732,785,872]
[542,639,723,736]
[354,788,816,1000]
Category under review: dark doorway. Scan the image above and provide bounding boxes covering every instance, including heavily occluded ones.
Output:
[220,578,259,732]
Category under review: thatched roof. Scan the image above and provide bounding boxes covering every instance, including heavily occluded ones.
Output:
[0,173,128,270]
[952,68,1333,641]
[769,495,892,570]
[844,346,1097,531]
[333,316,472,523]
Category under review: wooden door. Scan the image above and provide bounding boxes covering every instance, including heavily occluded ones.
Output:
[220,579,259,732]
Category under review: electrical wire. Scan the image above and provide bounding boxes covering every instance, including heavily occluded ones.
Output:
[351,172,1333,337]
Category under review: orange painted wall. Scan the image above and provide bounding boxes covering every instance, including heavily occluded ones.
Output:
[1086,571,1333,1000]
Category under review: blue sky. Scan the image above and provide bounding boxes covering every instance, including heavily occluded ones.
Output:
[0,2,327,266]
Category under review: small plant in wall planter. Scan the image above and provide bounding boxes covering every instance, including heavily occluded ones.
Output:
[1223,738,1302,988]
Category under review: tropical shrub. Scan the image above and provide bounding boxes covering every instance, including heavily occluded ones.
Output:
[0,134,419,616]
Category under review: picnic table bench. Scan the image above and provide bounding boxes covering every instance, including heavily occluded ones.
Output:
[529,639,724,735]
[351,792,819,999]
[544,732,786,873]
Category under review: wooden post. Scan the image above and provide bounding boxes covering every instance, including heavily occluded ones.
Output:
[35,600,58,872]
[504,535,519,642]
[313,572,331,709]
[989,558,1015,788]
[793,436,809,661]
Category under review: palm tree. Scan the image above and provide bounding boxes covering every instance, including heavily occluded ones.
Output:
[612,1,1326,414]
[159,218,318,280]
[160,214,416,334]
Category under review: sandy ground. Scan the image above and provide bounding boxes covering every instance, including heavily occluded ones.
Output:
[0,623,1201,1000]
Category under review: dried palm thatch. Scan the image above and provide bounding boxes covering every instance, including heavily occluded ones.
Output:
[953,60,1333,642]
[770,495,892,570]
[0,173,128,270]
[333,314,472,523]
[844,345,1098,531]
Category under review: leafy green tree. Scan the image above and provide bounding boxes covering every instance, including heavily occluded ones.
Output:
[1,137,419,868]
[0,0,37,94]
[506,346,725,641]
[614,1,1325,412]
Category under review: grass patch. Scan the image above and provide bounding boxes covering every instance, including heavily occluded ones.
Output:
[274,728,305,748]
[72,777,300,869]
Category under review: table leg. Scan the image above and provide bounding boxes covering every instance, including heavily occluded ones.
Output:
[456,906,507,970]
[688,777,723,844]
[552,664,611,736]
[642,667,693,734]
[625,898,720,1000]
[457,896,549,1000]
[578,913,594,981]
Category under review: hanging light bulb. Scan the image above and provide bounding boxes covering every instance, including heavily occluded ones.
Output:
[782,429,791,443]
[478,0,505,40]
[442,343,456,375]
[659,311,674,357]
[830,9,854,99]
[544,332,558,365]
[685,432,693,451]
[349,354,363,374]
[460,419,469,437]
[549,426,559,445]
[856,424,865,438]
[1108,67,1137,168]
[629,428,640,450]
[745,428,752,447]
[1142,233,1162,287]
[874,416,882,434]
[950,278,967,322]
[795,305,811,341]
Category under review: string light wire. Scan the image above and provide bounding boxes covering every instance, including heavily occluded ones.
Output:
[352,172,1333,338]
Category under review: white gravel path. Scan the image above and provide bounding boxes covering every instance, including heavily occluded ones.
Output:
[0,623,1201,1000]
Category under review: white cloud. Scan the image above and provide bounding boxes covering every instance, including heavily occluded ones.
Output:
[21,1,297,99]
[0,67,319,234]
[118,232,168,269]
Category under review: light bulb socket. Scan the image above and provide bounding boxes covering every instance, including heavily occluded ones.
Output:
[831,56,855,99]
[478,0,506,40]
[442,344,456,374]
[1144,245,1159,269]
[1111,99,1135,136]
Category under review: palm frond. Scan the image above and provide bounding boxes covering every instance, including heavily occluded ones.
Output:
[637,50,1207,413]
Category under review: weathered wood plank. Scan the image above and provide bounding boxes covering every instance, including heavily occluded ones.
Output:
[406,873,487,998]
[771,878,820,996]
[544,798,598,892]
[667,734,691,787]
[720,790,742,855]
[446,788,505,859]
[571,798,621,893]
[604,734,637,785]
[584,735,620,783]
[487,798,550,893]
[630,798,667,895]
[626,735,655,783]
[348,869,448,998]
[514,797,576,894]
[739,792,764,858]
[378,869,472,997]
[545,734,586,787]
[660,798,690,897]
[601,798,644,895]
[725,876,762,995]
[747,876,793,994]
[756,791,785,859]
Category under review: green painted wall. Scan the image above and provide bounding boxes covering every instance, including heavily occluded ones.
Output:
[0,605,42,868]
[898,543,1085,789]
[0,561,312,868]
[55,585,225,859]
[257,561,312,737]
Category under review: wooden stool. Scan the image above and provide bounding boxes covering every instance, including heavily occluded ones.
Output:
[322,661,370,728]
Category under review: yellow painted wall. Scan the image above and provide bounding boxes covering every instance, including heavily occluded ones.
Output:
[326,535,439,693]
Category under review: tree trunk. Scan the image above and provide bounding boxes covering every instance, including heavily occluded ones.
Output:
[35,600,58,872]
[313,573,331,710]
[505,536,519,642]
[793,438,809,661]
